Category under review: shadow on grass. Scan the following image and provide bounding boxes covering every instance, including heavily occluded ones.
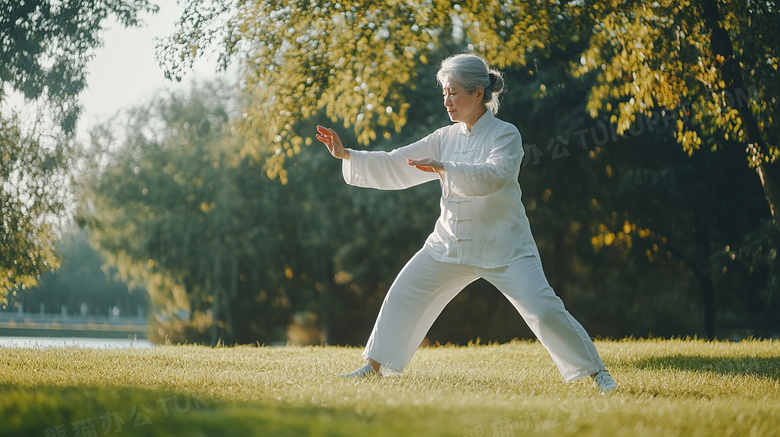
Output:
[629,355,780,380]
[0,383,452,437]
[0,384,251,437]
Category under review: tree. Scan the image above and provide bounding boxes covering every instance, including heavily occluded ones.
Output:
[161,1,778,224]
[572,0,779,227]
[566,0,780,337]
[0,115,65,303]
[591,120,771,338]
[78,83,292,345]
[1,0,158,303]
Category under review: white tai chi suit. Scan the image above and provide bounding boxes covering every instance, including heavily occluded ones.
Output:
[342,111,606,382]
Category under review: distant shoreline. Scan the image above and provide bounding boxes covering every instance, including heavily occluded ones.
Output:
[0,336,153,348]
[0,313,147,339]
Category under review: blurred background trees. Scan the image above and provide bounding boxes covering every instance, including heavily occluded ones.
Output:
[15,229,147,318]
[3,0,778,344]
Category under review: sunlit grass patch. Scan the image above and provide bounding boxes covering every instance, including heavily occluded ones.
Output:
[1,339,778,436]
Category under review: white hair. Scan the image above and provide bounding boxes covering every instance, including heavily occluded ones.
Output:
[436,53,505,115]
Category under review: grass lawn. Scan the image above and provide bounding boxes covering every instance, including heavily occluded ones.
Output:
[1,338,778,437]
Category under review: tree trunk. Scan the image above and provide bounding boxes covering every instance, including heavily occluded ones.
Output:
[694,212,716,339]
[210,236,223,346]
[669,210,717,338]
[228,249,238,340]
[319,257,333,345]
[550,231,570,301]
[755,160,780,224]
[210,288,221,346]
[693,269,716,339]
[700,0,780,230]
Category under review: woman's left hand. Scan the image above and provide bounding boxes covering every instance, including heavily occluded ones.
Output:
[408,158,444,174]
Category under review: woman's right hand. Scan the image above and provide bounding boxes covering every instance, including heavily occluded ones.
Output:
[316,125,350,160]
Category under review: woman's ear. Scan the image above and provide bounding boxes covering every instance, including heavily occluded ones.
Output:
[475,87,484,102]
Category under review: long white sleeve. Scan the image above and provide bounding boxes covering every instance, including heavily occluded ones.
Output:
[342,132,442,190]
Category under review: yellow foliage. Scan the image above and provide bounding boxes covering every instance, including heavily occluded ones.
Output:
[161,0,563,179]
[160,0,778,178]
[570,0,777,164]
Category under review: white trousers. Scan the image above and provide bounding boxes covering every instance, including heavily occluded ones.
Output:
[362,249,606,382]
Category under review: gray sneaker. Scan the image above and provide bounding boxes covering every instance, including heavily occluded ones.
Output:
[339,363,377,378]
[592,370,617,393]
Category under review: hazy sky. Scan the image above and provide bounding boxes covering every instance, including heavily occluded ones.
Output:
[77,0,231,140]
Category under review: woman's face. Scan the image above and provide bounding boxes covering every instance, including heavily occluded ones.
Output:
[441,77,485,128]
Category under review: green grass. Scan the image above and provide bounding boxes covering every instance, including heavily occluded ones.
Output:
[1,339,778,436]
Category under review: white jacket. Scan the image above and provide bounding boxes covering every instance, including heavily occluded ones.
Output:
[343,111,539,268]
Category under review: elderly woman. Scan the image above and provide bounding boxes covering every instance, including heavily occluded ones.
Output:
[316,53,617,392]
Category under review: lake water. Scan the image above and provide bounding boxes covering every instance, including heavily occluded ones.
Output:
[0,336,154,349]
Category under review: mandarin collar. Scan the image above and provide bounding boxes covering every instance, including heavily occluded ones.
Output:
[459,110,494,136]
